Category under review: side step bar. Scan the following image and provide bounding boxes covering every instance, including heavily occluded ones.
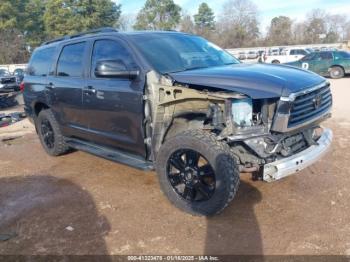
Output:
[65,138,154,171]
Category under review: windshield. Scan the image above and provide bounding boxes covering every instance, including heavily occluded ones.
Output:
[0,69,10,76]
[130,33,239,74]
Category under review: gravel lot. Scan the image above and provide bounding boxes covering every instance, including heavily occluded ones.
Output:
[0,77,350,255]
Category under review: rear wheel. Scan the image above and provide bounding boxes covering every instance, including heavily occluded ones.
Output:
[329,66,344,79]
[156,130,240,216]
[272,60,280,64]
[36,109,70,156]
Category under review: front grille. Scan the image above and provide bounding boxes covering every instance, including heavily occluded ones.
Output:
[1,77,16,84]
[288,84,332,128]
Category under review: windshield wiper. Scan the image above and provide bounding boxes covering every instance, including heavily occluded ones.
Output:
[184,66,209,71]
[166,66,209,74]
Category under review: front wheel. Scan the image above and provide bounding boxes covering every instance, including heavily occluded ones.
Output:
[156,130,240,216]
[329,66,344,79]
[272,60,280,64]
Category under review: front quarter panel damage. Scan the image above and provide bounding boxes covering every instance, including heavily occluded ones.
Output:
[144,71,244,161]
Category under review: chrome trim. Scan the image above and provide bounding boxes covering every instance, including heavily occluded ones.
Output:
[272,109,331,132]
[272,81,332,132]
[280,81,329,102]
[263,128,332,182]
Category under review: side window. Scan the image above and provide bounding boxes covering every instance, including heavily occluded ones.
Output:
[338,52,350,59]
[320,52,333,60]
[290,50,296,55]
[57,42,86,77]
[28,47,55,76]
[91,39,137,77]
[298,50,307,55]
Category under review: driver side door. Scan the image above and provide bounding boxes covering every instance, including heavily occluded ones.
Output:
[83,38,146,157]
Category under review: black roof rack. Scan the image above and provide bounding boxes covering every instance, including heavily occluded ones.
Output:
[41,27,118,46]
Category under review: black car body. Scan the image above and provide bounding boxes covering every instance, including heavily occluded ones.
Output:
[23,28,333,216]
[0,69,17,92]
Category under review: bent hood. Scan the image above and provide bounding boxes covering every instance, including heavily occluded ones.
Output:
[169,63,325,99]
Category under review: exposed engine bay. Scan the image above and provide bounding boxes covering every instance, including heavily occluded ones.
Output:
[144,71,331,178]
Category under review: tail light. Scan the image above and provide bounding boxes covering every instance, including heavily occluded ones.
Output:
[19,81,25,92]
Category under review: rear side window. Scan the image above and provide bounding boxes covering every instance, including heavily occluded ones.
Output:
[337,52,350,59]
[320,52,333,60]
[91,39,137,77]
[57,42,86,77]
[28,47,55,76]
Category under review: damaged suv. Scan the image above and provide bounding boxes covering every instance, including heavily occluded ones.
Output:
[23,28,333,216]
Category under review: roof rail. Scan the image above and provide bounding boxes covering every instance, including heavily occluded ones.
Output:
[41,27,118,46]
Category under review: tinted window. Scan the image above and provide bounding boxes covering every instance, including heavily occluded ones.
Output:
[338,51,350,59]
[57,42,86,77]
[320,52,333,60]
[14,68,24,76]
[91,39,137,77]
[28,47,55,76]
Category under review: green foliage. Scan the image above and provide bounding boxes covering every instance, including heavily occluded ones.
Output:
[134,0,181,30]
[194,3,215,30]
[0,0,24,30]
[44,0,121,38]
[22,0,47,48]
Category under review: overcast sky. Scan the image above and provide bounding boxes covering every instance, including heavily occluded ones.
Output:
[114,0,350,32]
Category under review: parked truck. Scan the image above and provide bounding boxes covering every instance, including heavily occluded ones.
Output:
[264,48,310,64]
[23,28,333,216]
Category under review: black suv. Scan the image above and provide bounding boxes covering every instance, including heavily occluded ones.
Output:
[24,28,332,216]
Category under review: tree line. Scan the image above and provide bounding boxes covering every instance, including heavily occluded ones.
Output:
[1,0,350,64]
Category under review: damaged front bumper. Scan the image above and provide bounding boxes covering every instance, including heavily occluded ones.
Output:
[263,128,333,182]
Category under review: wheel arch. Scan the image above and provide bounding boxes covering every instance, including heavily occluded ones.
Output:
[34,101,50,117]
[163,112,207,141]
[330,64,345,72]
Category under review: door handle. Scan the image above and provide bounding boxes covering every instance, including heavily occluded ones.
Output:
[84,86,96,95]
[45,82,55,89]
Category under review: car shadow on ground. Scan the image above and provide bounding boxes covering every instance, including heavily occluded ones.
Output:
[0,175,111,256]
[204,180,263,255]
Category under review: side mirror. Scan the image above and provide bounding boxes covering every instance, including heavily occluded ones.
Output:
[95,60,139,79]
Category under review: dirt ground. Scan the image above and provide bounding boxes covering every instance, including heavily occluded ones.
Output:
[0,78,350,255]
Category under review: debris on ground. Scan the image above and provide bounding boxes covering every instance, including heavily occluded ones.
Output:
[1,136,23,145]
[65,226,74,231]
[0,112,26,128]
[0,233,17,241]
[0,92,19,109]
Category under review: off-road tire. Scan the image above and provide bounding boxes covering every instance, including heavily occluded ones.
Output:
[156,129,240,216]
[36,109,70,156]
[329,66,344,79]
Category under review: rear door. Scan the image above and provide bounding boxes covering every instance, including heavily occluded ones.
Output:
[25,47,57,115]
[83,38,146,157]
[334,51,350,74]
[47,41,90,140]
[313,52,333,75]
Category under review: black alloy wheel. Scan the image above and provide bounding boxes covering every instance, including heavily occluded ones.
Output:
[40,119,55,149]
[166,149,216,202]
